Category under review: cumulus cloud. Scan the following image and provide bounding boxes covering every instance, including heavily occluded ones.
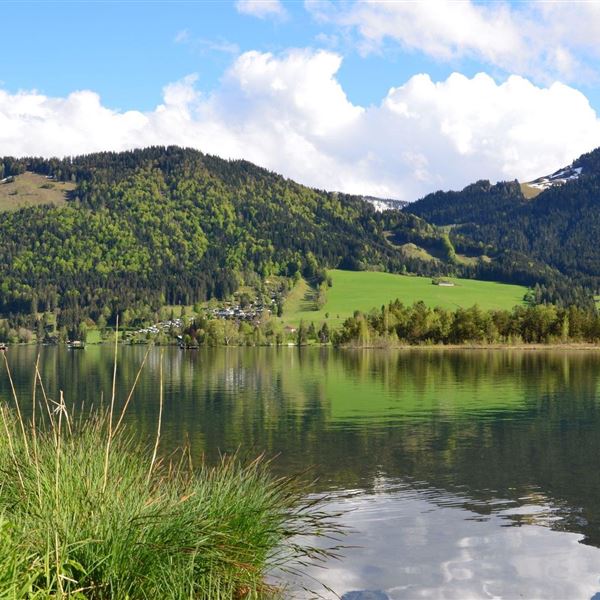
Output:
[306,0,600,84]
[235,0,287,20]
[1,49,600,200]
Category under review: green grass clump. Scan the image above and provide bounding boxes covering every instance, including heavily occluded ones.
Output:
[0,359,340,598]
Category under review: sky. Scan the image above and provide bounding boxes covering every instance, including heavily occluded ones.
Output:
[2,0,600,200]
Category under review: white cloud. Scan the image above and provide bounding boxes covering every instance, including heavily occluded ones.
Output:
[1,50,600,201]
[306,0,600,84]
[235,0,287,20]
[173,29,240,56]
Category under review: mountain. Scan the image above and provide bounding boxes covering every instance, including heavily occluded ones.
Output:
[2,144,600,330]
[405,179,524,226]
[405,147,600,306]
[0,147,438,327]
[521,164,583,199]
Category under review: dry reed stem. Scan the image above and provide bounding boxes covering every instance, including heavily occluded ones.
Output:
[59,390,72,436]
[147,349,164,485]
[55,391,63,505]
[113,344,151,436]
[103,316,119,494]
[0,404,25,491]
[55,530,64,597]
[53,389,66,597]
[32,354,38,438]
[32,354,43,507]
[3,353,29,456]
[35,360,56,435]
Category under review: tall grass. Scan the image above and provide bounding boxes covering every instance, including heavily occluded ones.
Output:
[0,352,342,599]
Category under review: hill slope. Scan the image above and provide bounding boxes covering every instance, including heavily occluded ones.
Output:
[405,148,600,306]
[0,172,74,210]
[0,147,436,326]
[3,144,600,331]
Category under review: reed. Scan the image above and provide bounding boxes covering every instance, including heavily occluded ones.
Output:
[0,355,342,599]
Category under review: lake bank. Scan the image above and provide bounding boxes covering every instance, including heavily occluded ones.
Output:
[338,341,600,350]
[5,339,600,351]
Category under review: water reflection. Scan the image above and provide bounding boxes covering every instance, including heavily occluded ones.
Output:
[2,347,600,596]
[297,485,600,599]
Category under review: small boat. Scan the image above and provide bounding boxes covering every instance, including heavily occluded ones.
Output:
[178,342,200,350]
[67,340,85,350]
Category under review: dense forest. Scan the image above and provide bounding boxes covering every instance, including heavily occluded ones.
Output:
[2,145,600,334]
[333,300,600,347]
[0,147,439,329]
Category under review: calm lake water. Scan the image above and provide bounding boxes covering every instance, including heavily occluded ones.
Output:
[2,346,600,598]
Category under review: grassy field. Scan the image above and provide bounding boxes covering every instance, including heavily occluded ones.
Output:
[281,277,316,316]
[282,270,528,328]
[86,328,102,344]
[0,172,75,211]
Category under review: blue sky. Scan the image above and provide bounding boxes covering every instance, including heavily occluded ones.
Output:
[1,1,468,110]
[2,1,600,200]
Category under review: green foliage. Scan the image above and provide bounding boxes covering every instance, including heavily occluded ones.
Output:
[4,144,600,326]
[0,147,415,325]
[408,179,524,227]
[0,397,341,598]
[296,320,308,346]
[318,322,330,343]
[333,300,600,346]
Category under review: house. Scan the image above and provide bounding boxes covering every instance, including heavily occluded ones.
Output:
[432,278,455,287]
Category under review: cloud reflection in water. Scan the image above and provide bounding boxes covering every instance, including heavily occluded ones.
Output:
[288,483,600,599]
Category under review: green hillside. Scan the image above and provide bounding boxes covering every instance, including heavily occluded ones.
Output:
[282,270,527,327]
[0,147,431,329]
[405,147,600,307]
[0,145,594,336]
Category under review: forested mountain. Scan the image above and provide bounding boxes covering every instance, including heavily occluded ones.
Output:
[3,144,600,330]
[405,148,600,306]
[0,147,437,326]
[407,179,525,226]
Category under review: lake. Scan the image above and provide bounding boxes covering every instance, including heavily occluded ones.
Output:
[2,346,600,599]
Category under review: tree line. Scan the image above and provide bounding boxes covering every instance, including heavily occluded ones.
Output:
[332,300,600,346]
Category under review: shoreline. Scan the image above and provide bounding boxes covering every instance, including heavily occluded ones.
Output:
[5,341,600,351]
[338,342,600,351]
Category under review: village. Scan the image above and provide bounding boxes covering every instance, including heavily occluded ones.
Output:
[210,297,276,322]
[130,295,280,342]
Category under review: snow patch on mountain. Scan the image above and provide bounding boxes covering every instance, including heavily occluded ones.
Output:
[526,165,583,192]
[361,196,408,212]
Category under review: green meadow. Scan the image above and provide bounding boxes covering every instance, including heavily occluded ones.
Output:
[282,270,528,328]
